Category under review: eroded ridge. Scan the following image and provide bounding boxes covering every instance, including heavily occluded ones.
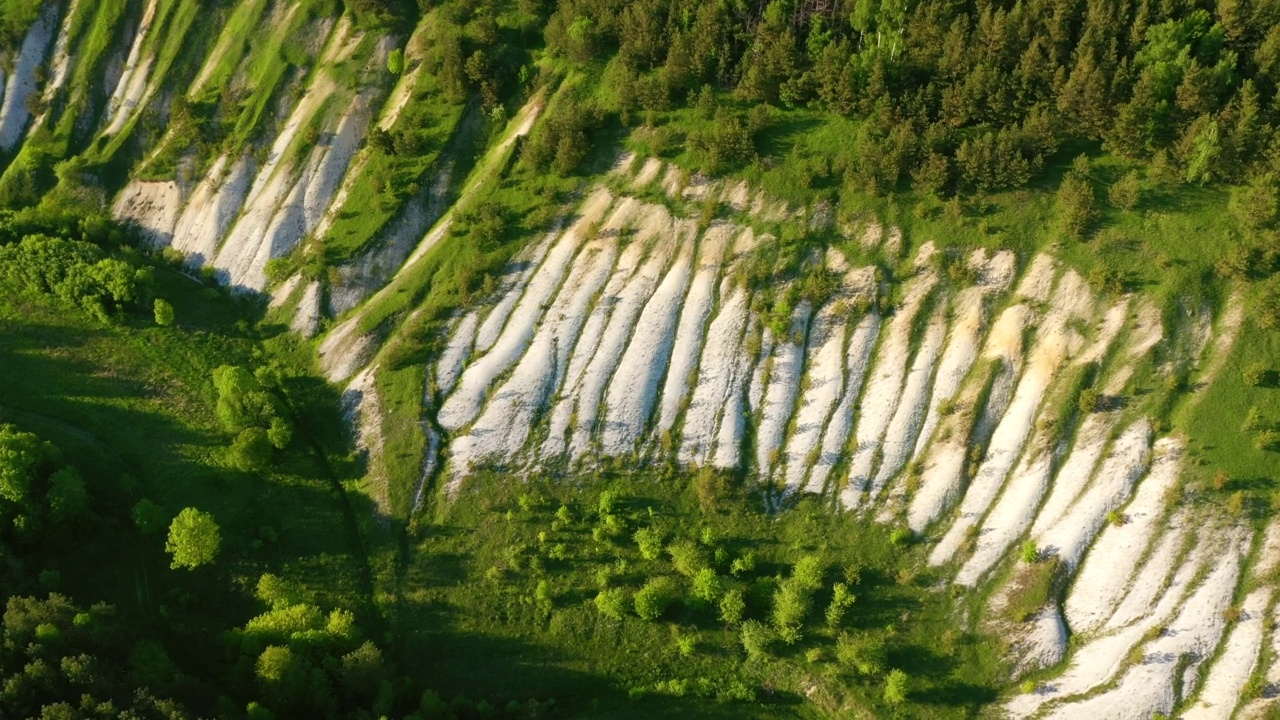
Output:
[423,166,1263,718]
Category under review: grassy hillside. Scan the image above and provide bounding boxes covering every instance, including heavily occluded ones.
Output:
[2,0,1280,718]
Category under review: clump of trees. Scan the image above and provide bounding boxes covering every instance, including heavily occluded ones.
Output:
[212,365,294,472]
[0,234,152,322]
[0,424,91,555]
[521,91,605,176]
[233,573,391,717]
[0,593,192,718]
[538,0,1280,197]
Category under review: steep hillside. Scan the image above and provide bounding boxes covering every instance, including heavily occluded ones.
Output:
[4,0,1280,717]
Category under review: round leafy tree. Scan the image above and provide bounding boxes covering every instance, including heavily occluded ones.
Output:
[166,507,221,570]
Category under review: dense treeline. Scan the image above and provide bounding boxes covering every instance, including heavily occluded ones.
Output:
[531,0,1280,192]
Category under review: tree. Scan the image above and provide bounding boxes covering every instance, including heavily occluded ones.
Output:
[166,507,221,570]
[739,619,773,658]
[1182,116,1222,184]
[593,588,629,620]
[1108,171,1142,210]
[719,588,746,624]
[268,417,293,450]
[46,467,88,523]
[633,577,678,620]
[632,527,663,560]
[153,298,174,326]
[132,498,167,535]
[229,428,274,472]
[1057,160,1098,240]
[690,568,722,606]
[1230,173,1279,231]
[667,539,708,577]
[825,583,855,627]
[0,424,49,505]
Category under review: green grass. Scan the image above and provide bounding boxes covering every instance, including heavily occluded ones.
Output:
[86,0,203,161]
[392,470,1001,717]
[319,80,466,261]
[185,0,269,99]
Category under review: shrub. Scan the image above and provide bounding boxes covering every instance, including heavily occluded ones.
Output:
[634,577,678,620]
[690,568,722,606]
[730,551,756,576]
[825,582,855,628]
[889,527,912,546]
[633,527,663,560]
[719,588,746,625]
[675,633,697,657]
[387,48,404,75]
[594,588,629,621]
[835,633,886,676]
[739,620,773,658]
[884,669,909,706]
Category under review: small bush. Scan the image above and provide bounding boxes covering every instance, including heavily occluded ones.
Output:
[883,669,909,706]
[1078,389,1099,414]
[153,298,174,326]
[1255,430,1280,452]
[1019,540,1039,564]
[1244,363,1268,387]
[1226,491,1246,515]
